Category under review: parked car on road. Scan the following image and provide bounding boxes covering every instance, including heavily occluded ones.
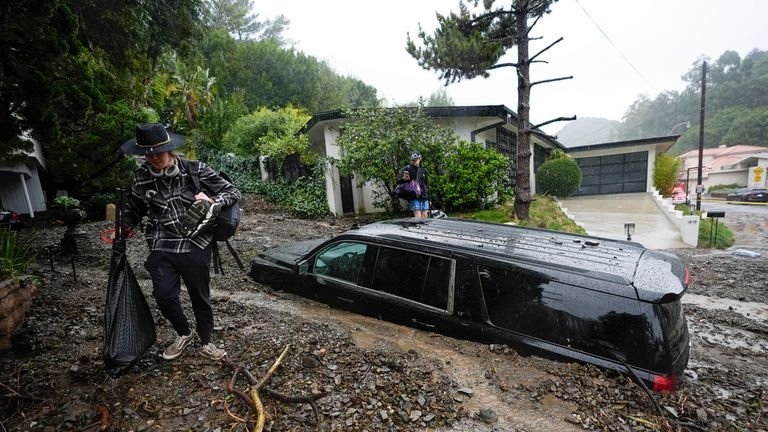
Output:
[0,208,22,230]
[726,187,768,203]
[250,217,691,392]
[670,185,688,205]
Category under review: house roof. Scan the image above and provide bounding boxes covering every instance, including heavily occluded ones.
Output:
[299,105,564,149]
[680,145,766,159]
[715,151,768,171]
[563,135,680,154]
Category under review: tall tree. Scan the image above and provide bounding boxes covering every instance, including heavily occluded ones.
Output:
[1,0,205,195]
[336,106,456,211]
[0,0,80,164]
[406,0,573,220]
[204,0,288,42]
[427,88,455,107]
[619,49,768,153]
[203,37,380,112]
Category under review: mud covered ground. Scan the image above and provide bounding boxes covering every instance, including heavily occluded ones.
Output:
[1,195,766,431]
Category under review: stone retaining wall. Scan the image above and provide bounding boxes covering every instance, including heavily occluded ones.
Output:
[0,277,39,351]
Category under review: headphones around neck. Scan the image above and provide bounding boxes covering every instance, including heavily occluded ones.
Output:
[148,163,180,178]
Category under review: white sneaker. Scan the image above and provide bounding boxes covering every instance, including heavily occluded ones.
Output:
[200,342,227,361]
[162,333,194,360]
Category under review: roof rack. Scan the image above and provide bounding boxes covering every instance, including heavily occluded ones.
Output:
[370,218,643,281]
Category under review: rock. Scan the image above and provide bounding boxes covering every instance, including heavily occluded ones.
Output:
[409,410,422,421]
[478,408,498,424]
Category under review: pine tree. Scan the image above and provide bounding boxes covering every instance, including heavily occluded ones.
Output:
[406,0,574,219]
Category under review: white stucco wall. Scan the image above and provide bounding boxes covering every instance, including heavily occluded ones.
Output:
[706,170,749,188]
[322,126,344,216]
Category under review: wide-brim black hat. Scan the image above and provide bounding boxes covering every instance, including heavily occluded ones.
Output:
[121,123,185,155]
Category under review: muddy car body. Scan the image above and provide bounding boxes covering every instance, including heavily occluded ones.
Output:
[250,218,690,391]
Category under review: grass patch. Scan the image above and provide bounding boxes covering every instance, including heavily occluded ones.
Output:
[674,204,735,249]
[450,195,586,234]
[698,217,735,249]
[450,206,511,224]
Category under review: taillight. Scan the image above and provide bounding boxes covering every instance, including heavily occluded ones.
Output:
[652,374,676,393]
[10,213,18,222]
[683,267,690,287]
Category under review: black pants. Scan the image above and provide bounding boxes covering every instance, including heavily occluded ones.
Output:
[144,245,214,345]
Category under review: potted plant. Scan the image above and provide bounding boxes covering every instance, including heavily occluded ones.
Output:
[51,196,87,254]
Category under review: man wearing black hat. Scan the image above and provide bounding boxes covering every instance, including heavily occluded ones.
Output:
[121,123,240,361]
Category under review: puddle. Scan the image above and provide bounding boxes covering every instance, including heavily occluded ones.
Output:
[683,293,768,322]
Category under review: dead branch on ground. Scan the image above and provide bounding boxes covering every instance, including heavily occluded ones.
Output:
[219,344,327,431]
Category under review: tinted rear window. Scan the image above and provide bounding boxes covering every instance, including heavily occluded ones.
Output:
[479,264,648,363]
[371,247,451,310]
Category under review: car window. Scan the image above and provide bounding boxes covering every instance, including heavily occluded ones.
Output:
[479,264,648,363]
[478,265,559,341]
[312,242,368,284]
[370,247,451,310]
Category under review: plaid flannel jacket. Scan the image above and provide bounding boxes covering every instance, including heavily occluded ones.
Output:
[124,156,241,253]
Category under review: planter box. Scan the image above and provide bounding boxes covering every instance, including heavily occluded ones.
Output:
[0,276,40,351]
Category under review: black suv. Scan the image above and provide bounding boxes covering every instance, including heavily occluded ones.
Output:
[250,218,690,392]
[726,187,768,203]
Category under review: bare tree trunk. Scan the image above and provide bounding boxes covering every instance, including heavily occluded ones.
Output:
[514,5,532,220]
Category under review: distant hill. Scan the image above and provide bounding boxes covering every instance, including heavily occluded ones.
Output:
[554,117,621,148]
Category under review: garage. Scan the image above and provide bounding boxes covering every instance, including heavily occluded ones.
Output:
[574,151,648,195]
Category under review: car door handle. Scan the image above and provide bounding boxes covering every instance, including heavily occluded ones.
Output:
[336,296,355,304]
[411,319,436,329]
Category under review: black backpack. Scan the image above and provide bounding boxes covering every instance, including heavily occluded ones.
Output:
[183,159,245,273]
[183,160,240,242]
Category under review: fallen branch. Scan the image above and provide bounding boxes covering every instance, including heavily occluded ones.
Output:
[220,344,325,431]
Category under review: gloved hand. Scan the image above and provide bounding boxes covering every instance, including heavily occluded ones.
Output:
[180,199,220,238]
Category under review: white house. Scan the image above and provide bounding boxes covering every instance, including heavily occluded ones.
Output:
[301,105,564,216]
[301,105,682,216]
[0,136,47,217]
[677,145,768,190]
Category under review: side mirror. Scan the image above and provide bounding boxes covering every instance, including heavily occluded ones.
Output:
[298,261,309,275]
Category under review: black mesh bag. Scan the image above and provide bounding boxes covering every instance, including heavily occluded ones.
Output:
[103,192,156,377]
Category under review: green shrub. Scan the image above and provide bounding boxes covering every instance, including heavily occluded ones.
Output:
[708,183,745,193]
[698,217,735,249]
[205,153,261,193]
[288,166,330,218]
[432,141,510,211]
[0,228,36,279]
[536,158,582,197]
[84,192,117,211]
[653,154,682,196]
[254,161,330,218]
[52,196,81,209]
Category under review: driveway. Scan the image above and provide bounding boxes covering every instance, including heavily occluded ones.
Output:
[557,192,691,249]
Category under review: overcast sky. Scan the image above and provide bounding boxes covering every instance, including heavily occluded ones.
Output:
[256,0,768,135]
